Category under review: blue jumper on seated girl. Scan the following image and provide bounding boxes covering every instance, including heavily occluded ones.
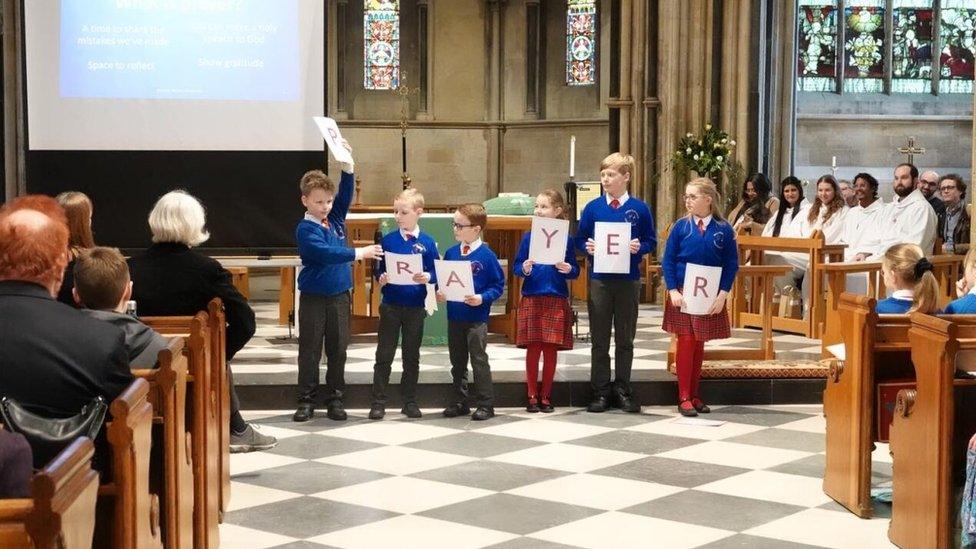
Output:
[943,247,976,314]
[875,243,939,314]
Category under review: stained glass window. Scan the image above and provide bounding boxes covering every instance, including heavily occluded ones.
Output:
[892,1,934,93]
[566,0,597,86]
[797,0,839,92]
[364,0,399,90]
[939,0,976,94]
[843,0,885,93]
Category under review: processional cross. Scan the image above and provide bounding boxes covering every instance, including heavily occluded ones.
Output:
[897,136,926,165]
[391,72,420,190]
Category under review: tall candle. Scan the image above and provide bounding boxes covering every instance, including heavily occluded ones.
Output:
[831,156,836,169]
[569,135,576,179]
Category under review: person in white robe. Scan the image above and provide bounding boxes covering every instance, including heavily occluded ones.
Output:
[861,163,937,260]
[840,173,886,294]
[761,176,811,238]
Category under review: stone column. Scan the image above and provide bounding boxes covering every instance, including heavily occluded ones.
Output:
[720,0,753,187]
[768,0,797,182]
[486,0,506,198]
[2,0,26,199]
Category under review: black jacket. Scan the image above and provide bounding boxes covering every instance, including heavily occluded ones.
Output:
[127,243,256,360]
[0,281,133,418]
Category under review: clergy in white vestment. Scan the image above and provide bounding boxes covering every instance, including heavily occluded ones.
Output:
[865,163,937,260]
[840,173,886,294]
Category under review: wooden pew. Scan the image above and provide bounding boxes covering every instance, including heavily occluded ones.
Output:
[133,338,194,548]
[141,312,220,549]
[888,314,976,548]
[95,378,163,549]
[205,300,230,521]
[0,437,100,549]
[733,231,845,339]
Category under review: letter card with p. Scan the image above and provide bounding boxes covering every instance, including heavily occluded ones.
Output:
[593,221,631,274]
[681,263,722,315]
[528,216,570,265]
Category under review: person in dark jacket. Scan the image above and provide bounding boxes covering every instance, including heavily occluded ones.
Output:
[936,173,971,255]
[0,196,132,420]
[128,190,276,453]
[0,429,32,498]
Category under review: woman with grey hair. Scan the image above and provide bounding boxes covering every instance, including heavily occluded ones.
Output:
[128,190,277,453]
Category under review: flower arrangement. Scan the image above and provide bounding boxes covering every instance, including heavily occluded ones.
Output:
[671,124,743,209]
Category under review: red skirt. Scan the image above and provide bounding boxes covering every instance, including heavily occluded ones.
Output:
[661,295,731,341]
[516,295,574,350]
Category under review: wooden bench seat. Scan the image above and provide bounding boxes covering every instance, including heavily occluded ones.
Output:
[0,437,100,549]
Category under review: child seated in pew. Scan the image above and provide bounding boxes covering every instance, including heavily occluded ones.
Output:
[73,247,169,369]
[876,243,939,314]
[943,248,976,314]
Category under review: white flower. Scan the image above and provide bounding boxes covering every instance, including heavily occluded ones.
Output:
[686,147,692,154]
[705,124,712,130]
[730,140,737,146]
[693,154,699,160]
[721,138,728,143]
[686,132,693,138]
[716,155,723,162]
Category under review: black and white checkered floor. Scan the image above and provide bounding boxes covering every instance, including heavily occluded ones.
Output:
[222,404,894,548]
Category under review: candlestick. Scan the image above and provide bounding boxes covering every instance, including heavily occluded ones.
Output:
[569,135,576,180]
[831,156,836,169]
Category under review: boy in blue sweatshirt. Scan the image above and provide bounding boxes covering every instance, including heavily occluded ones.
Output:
[575,152,656,414]
[436,203,505,420]
[368,188,439,420]
[293,143,384,422]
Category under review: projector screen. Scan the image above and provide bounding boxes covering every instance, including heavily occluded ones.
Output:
[25,0,325,151]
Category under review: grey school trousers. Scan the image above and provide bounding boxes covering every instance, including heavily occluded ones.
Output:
[372,303,427,405]
[448,321,494,408]
[587,278,641,398]
[297,291,350,404]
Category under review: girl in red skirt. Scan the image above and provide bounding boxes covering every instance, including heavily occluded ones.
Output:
[662,178,740,416]
[514,189,580,412]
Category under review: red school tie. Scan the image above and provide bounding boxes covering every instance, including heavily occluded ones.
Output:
[697,219,705,235]
[610,199,620,210]
[406,234,416,241]
[321,218,330,230]
[462,245,471,256]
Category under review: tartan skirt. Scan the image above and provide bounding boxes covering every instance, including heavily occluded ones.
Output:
[516,295,574,350]
[661,294,731,341]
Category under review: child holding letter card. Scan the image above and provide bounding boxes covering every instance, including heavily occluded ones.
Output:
[514,190,580,412]
[662,178,739,417]
[575,153,656,413]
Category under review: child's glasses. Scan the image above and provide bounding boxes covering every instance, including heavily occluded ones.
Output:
[452,223,474,229]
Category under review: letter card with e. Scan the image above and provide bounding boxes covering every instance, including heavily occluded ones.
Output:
[434,260,475,302]
[680,263,722,315]
[528,216,569,265]
[593,221,631,274]
[384,252,424,285]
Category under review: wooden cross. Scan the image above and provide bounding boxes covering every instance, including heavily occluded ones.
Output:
[897,136,926,165]
[391,72,420,189]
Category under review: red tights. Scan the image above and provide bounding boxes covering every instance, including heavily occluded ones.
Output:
[676,335,705,403]
[526,343,557,401]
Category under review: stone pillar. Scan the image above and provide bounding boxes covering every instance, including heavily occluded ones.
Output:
[767,0,797,182]
[2,0,26,199]
[720,0,753,188]
[486,0,506,198]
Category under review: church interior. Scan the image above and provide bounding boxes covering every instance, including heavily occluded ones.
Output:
[2,0,976,548]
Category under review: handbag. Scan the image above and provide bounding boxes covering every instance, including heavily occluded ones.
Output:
[0,396,108,469]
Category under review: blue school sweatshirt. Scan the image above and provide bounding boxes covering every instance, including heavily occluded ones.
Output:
[296,171,356,296]
[574,195,656,280]
[662,216,739,292]
[944,293,976,314]
[441,242,505,323]
[875,297,913,314]
[512,231,580,297]
[374,229,440,308]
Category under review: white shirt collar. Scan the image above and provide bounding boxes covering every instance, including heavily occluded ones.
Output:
[692,214,712,228]
[401,226,420,240]
[461,238,483,255]
[891,289,914,301]
[606,192,630,206]
[968,284,976,297]
[304,212,325,224]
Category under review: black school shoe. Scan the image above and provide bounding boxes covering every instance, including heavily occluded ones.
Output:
[614,393,642,414]
[587,395,609,413]
[327,400,348,421]
[368,404,385,420]
[471,406,495,421]
[401,402,422,418]
[442,402,471,418]
[292,403,315,422]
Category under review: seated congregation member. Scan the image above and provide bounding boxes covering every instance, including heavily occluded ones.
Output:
[662,178,739,416]
[55,191,95,306]
[838,179,858,208]
[876,243,939,314]
[128,190,276,453]
[867,163,938,260]
[844,173,886,261]
[761,176,809,237]
[937,173,970,255]
[577,153,656,413]
[943,248,976,314]
[0,196,132,419]
[918,169,946,219]
[74,247,169,369]
[727,173,778,234]
[0,429,31,498]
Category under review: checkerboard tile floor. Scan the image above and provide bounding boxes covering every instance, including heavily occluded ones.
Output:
[222,405,896,548]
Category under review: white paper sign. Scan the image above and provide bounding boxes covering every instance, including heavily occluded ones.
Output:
[312,117,354,165]
[680,263,723,315]
[593,222,631,274]
[384,252,424,285]
[435,260,475,302]
[528,216,570,265]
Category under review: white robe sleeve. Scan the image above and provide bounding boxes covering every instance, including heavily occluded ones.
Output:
[870,201,938,258]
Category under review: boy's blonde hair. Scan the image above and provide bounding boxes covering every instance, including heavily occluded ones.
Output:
[600,152,636,177]
[299,170,336,196]
[456,203,487,230]
[395,188,425,210]
[882,243,939,314]
[74,246,129,310]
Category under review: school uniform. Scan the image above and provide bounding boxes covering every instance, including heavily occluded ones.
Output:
[371,227,439,407]
[295,170,361,406]
[944,287,976,314]
[875,290,914,314]
[442,239,505,410]
[575,193,656,402]
[513,231,580,350]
